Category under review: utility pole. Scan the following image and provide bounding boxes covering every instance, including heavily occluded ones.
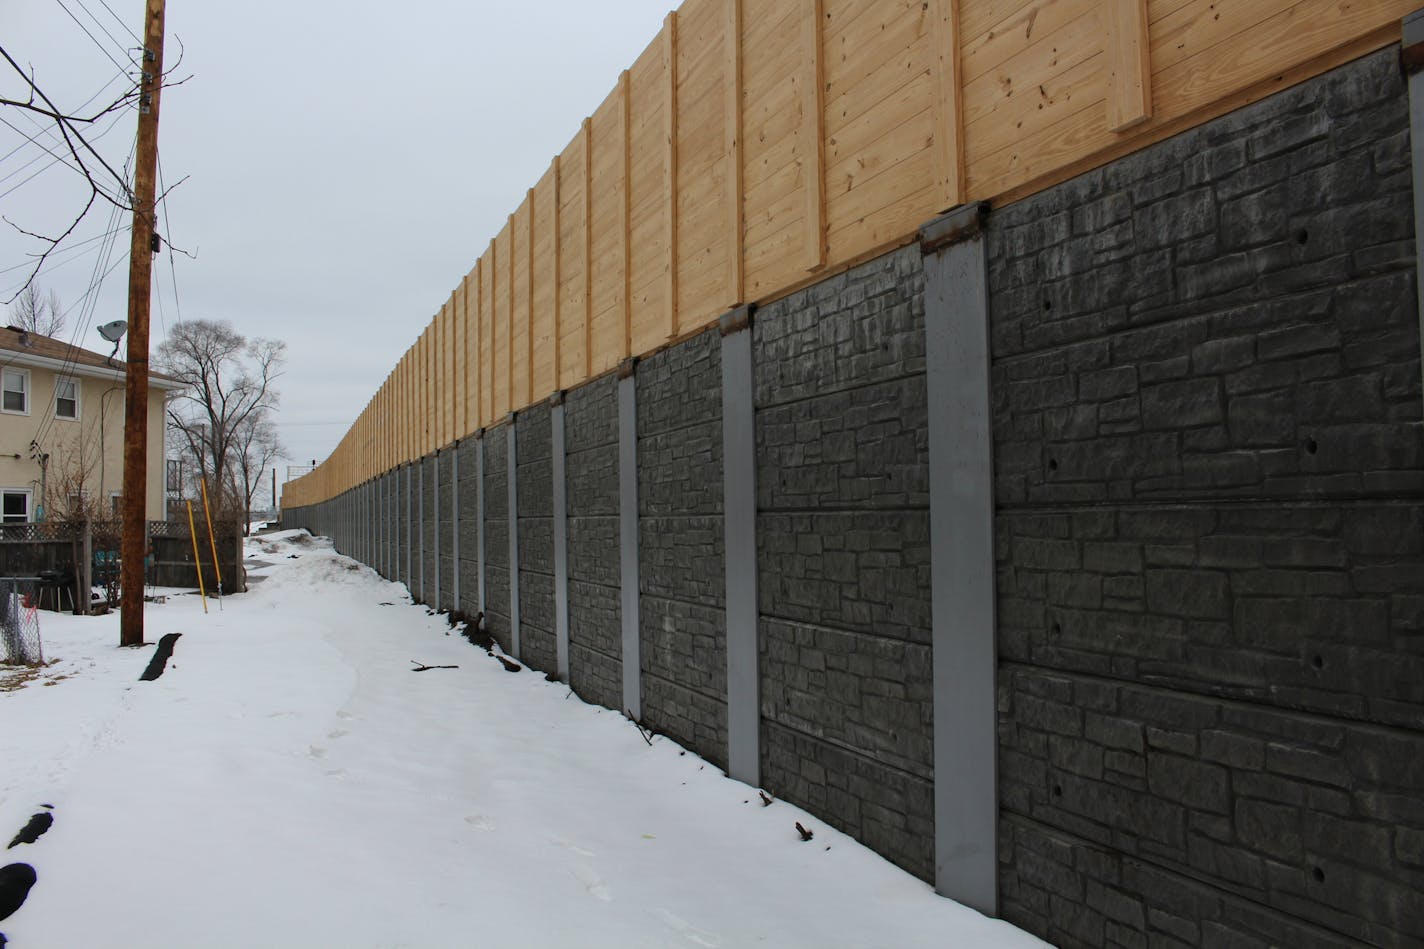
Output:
[119,0,167,648]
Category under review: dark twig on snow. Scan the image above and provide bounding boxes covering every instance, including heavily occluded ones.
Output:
[759,791,774,807]
[795,822,814,842]
[627,711,655,746]
[410,660,458,672]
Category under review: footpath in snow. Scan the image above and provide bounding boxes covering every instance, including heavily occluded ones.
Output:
[0,530,1048,949]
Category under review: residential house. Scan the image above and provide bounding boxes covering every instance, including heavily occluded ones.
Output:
[0,325,180,522]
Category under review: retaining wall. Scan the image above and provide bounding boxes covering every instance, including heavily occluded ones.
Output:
[285,46,1424,949]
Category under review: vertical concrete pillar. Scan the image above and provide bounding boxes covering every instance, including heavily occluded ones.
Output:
[451,443,461,609]
[720,306,759,786]
[433,452,442,608]
[507,419,521,659]
[405,464,413,588]
[1404,10,1424,408]
[618,360,642,720]
[418,458,427,602]
[551,395,570,681]
[477,435,486,614]
[920,203,997,916]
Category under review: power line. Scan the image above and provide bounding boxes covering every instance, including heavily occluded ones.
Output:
[0,44,134,199]
[155,153,182,331]
[52,0,137,75]
[0,105,132,202]
[94,0,142,45]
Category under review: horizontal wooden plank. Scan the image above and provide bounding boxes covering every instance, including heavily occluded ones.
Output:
[961,3,1101,129]
[824,0,929,124]
[826,68,933,175]
[962,0,1096,83]
[964,43,1103,163]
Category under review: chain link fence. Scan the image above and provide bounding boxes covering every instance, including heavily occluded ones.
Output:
[0,578,42,666]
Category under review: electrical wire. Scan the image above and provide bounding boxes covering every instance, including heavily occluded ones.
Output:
[51,0,137,75]
[93,0,142,45]
[155,153,182,331]
[0,104,132,201]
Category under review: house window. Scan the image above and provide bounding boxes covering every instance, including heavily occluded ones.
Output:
[55,376,78,420]
[110,493,122,517]
[2,490,30,523]
[2,369,28,414]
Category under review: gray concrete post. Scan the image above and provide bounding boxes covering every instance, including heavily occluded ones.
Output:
[451,444,461,609]
[405,464,413,589]
[920,203,997,916]
[720,306,759,787]
[551,395,570,681]
[433,452,441,608]
[507,420,521,659]
[618,361,642,720]
[418,458,427,602]
[477,435,486,614]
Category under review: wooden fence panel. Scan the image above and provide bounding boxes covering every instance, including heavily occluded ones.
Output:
[557,127,589,390]
[533,164,559,399]
[629,26,673,357]
[588,85,629,375]
[285,0,1415,507]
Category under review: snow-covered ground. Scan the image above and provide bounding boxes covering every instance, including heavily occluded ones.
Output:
[1,531,1048,949]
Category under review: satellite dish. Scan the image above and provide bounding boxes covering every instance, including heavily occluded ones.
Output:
[97,320,128,343]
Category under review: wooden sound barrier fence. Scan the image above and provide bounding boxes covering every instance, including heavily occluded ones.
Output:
[285,0,1418,509]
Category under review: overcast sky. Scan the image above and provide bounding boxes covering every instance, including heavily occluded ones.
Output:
[2,0,674,496]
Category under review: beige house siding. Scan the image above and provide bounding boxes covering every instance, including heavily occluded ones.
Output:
[0,358,173,522]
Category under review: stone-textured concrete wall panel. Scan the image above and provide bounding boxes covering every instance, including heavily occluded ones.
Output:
[761,720,934,882]
[635,328,729,760]
[570,641,622,712]
[988,53,1422,509]
[637,330,722,438]
[566,374,622,710]
[565,375,619,455]
[640,515,724,609]
[999,664,1424,948]
[483,426,510,649]
[438,453,454,610]
[998,502,1424,729]
[754,247,926,407]
[990,49,1424,949]
[520,569,557,672]
[758,511,931,644]
[761,618,933,780]
[758,376,928,511]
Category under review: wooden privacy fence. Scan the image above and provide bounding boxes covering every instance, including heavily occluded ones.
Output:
[285,0,1417,509]
[0,519,245,609]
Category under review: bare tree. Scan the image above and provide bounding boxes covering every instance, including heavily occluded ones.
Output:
[231,414,284,534]
[8,284,64,337]
[156,320,285,516]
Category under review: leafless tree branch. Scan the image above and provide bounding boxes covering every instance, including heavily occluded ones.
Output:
[0,41,190,300]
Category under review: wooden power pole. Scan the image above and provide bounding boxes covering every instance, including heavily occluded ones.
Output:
[119,0,167,648]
